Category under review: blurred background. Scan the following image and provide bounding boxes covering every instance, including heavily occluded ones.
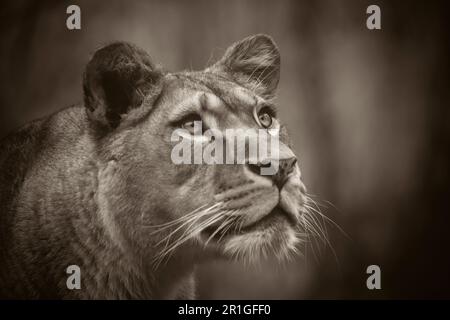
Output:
[1,0,449,299]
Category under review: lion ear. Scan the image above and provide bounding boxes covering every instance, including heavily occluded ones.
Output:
[83,42,164,130]
[209,34,280,99]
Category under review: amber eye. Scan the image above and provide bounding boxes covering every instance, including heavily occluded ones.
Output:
[257,109,273,128]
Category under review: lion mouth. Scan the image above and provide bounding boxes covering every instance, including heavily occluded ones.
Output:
[202,205,297,241]
[239,205,297,232]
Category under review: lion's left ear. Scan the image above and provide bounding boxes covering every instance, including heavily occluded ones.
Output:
[83,42,164,130]
[209,34,280,99]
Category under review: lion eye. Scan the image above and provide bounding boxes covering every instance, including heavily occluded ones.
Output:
[257,109,273,128]
[182,120,195,131]
[179,113,202,134]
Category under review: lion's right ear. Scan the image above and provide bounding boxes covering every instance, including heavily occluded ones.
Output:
[83,42,164,130]
[208,34,280,99]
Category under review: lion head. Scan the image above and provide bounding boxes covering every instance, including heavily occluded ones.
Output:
[83,34,308,269]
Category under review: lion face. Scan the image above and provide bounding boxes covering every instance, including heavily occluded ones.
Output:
[83,34,307,266]
[145,76,307,263]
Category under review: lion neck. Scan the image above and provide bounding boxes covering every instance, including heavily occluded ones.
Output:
[76,159,197,299]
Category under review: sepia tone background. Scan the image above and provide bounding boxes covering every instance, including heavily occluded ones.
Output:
[1,0,449,298]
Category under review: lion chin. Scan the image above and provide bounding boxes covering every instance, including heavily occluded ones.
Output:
[199,192,306,265]
[196,161,308,264]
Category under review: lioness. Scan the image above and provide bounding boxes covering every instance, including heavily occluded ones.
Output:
[0,34,308,299]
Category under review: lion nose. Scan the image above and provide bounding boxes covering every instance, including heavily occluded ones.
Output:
[246,157,297,188]
[273,157,297,188]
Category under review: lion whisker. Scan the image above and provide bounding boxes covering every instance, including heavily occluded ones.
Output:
[216,215,239,244]
[154,203,223,245]
[152,203,224,269]
[204,210,238,246]
[305,195,349,239]
[153,207,227,267]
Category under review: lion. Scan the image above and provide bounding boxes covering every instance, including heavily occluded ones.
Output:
[0,34,308,299]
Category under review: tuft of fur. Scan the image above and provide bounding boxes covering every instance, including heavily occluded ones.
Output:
[208,34,280,99]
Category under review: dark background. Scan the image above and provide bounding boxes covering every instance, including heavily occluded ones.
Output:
[1,0,449,299]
